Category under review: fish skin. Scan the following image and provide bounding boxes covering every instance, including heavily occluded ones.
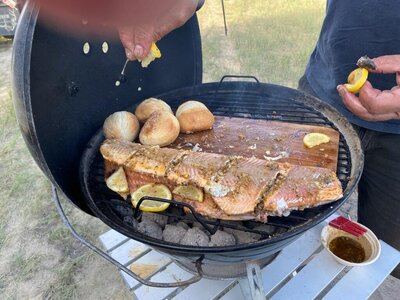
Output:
[101,140,343,221]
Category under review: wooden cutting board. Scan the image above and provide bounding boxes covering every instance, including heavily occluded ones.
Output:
[170,116,340,172]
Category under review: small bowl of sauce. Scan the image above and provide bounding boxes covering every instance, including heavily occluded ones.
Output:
[321,220,381,266]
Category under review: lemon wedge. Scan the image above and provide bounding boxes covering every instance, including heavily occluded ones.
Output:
[173,185,204,202]
[131,183,171,212]
[303,133,330,148]
[139,42,162,68]
[344,68,368,93]
[106,167,129,193]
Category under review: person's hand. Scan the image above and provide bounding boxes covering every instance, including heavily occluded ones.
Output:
[118,0,199,60]
[337,55,400,121]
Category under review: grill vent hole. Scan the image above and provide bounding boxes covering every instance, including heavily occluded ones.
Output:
[83,42,90,55]
[102,42,109,53]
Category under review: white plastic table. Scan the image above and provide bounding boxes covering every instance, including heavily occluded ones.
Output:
[99,215,400,300]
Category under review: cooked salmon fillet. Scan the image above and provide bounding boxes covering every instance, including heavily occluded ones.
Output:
[209,157,283,215]
[101,140,143,177]
[100,140,343,221]
[123,145,186,191]
[262,165,343,216]
[125,146,183,177]
[168,152,230,186]
[101,139,143,165]
[176,194,255,221]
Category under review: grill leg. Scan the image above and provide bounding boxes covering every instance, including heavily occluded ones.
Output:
[51,185,203,288]
[246,261,265,300]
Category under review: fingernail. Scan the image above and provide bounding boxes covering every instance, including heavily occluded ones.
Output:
[134,45,143,58]
[125,49,133,59]
[337,85,345,96]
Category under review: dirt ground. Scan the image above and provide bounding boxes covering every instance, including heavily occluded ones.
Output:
[1,1,399,296]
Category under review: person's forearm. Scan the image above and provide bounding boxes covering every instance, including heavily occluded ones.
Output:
[31,0,201,28]
[31,0,202,61]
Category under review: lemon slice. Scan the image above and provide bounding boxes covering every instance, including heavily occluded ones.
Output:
[139,42,161,68]
[173,185,204,202]
[131,183,171,212]
[303,133,330,148]
[106,167,129,193]
[344,68,368,93]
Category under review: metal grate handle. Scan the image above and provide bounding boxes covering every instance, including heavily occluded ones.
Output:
[214,75,262,98]
[134,196,217,234]
[52,186,203,288]
[218,74,260,84]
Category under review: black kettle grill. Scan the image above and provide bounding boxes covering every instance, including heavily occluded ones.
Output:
[12,1,363,290]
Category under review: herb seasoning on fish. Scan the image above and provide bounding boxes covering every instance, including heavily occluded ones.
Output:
[329,236,365,263]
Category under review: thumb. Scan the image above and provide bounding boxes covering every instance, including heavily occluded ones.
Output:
[133,27,154,59]
[118,27,135,60]
[337,84,348,99]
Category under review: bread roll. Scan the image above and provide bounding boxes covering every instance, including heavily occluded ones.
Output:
[139,110,180,146]
[103,111,140,141]
[135,98,172,123]
[176,101,215,133]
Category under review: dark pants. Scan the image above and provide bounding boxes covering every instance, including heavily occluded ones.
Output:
[298,75,400,277]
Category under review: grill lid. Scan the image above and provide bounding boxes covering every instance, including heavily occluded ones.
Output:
[80,78,363,255]
[12,3,202,214]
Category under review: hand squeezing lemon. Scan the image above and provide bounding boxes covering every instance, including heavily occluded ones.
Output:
[139,42,162,68]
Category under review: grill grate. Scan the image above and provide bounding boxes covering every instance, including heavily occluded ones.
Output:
[80,80,361,253]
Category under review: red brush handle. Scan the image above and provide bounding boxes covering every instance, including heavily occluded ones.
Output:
[329,216,367,237]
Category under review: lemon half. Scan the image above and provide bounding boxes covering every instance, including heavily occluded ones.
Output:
[139,42,162,68]
[303,133,331,148]
[106,167,129,193]
[131,183,171,212]
[344,68,368,93]
[173,185,204,202]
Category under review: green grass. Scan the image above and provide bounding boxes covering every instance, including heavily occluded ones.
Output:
[48,227,75,244]
[0,1,326,298]
[198,0,325,87]
[43,255,90,300]
[0,37,11,44]
[10,251,41,281]
[0,224,7,251]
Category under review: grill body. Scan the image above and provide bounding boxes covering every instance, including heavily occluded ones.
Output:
[80,81,363,269]
[12,3,202,214]
[12,3,363,275]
